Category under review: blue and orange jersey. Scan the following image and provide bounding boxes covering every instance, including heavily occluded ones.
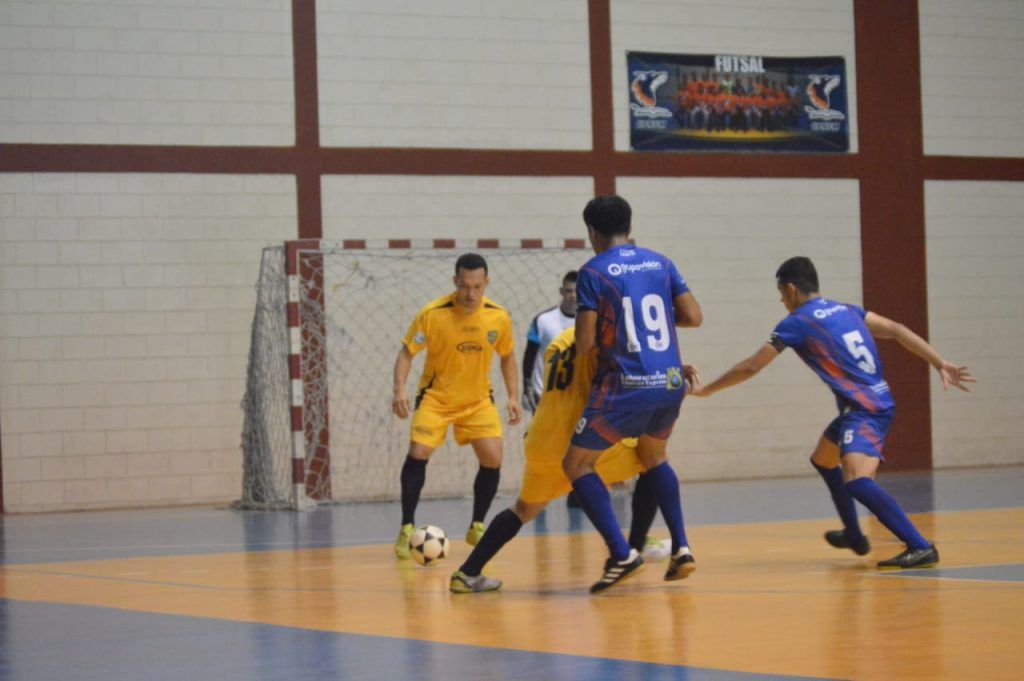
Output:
[576,245,689,412]
[770,298,894,413]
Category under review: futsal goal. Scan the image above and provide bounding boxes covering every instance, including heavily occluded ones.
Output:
[238,239,588,510]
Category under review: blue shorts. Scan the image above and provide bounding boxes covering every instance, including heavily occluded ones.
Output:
[823,408,894,460]
[570,403,682,451]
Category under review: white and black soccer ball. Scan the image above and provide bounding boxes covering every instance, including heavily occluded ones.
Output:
[409,525,449,566]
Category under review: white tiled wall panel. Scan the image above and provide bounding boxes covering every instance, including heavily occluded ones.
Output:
[926,181,1024,467]
[0,173,296,511]
[610,0,859,153]
[0,0,294,145]
[322,175,594,240]
[618,178,862,480]
[316,1,592,149]
[920,0,1024,157]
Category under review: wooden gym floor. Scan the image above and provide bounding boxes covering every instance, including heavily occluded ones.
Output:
[0,466,1022,680]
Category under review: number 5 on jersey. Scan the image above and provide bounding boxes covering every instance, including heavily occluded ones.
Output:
[622,294,670,353]
[842,330,877,374]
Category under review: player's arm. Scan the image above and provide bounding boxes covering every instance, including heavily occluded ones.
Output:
[392,346,414,418]
[521,336,541,410]
[499,351,523,425]
[865,312,975,392]
[673,292,703,328]
[522,340,540,387]
[692,343,780,397]
[574,309,597,355]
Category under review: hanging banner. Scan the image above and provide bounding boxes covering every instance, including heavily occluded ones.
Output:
[628,52,849,153]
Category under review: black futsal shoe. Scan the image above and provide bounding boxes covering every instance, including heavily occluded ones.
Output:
[825,530,872,556]
[590,549,644,594]
[877,544,940,570]
[664,547,696,581]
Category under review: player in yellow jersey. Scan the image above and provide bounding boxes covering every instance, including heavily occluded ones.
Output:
[392,253,522,558]
[450,326,693,592]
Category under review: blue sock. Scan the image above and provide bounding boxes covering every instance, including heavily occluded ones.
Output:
[812,462,865,542]
[646,462,689,554]
[845,477,930,550]
[572,472,631,562]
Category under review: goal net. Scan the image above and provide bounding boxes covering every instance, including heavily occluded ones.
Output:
[239,239,588,509]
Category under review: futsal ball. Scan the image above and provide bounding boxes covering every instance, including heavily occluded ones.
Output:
[409,525,449,566]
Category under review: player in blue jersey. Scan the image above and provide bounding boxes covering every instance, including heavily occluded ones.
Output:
[693,256,974,569]
[563,195,704,593]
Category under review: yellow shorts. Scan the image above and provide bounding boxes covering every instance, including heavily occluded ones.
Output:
[519,439,643,505]
[410,395,503,449]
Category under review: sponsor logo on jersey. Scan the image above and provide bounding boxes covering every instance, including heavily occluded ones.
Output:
[462,326,480,333]
[607,260,663,276]
[621,371,669,389]
[812,304,847,319]
[666,367,684,391]
[487,330,498,345]
[457,341,483,353]
[413,331,426,344]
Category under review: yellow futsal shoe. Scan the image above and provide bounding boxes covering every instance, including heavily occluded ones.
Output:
[394,523,414,559]
[465,521,485,546]
[450,570,502,594]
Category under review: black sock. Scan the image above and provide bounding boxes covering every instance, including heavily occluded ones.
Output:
[628,473,659,551]
[460,508,523,576]
[400,456,427,526]
[472,465,501,523]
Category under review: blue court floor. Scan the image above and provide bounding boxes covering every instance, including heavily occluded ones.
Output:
[0,465,1022,681]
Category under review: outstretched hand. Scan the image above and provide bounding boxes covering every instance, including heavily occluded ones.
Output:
[937,362,975,392]
[683,364,702,396]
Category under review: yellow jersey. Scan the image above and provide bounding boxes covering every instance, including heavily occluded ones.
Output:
[524,326,596,456]
[403,293,513,407]
[519,326,641,504]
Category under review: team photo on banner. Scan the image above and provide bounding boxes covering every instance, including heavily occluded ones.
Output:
[628,51,850,153]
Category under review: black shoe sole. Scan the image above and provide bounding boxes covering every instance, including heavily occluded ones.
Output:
[877,547,939,570]
[824,530,871,556]
[664,560,696,581]
[590,559,645,594]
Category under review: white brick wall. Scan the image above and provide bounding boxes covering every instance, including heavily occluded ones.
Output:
[920,0,1024,157]
[926,181,1024,467]
[0,173,296,512]
[316,1,592,149]
[0,0,294,145]
[618,177,862,480]
[611,0,859,153]
[322,175,594,239]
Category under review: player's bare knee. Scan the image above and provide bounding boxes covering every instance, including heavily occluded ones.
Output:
[840,452,878,482]
[513,498,544,523]
[408,443,433,461]
[562,456,586,481]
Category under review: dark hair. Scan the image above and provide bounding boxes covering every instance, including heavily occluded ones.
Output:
[562,270,578,285]
[583,195,632,237]
[776,256,819,294]
[455,252,488,276]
